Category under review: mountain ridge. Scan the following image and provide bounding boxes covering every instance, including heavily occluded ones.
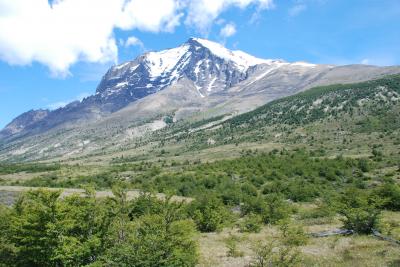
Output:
[0,38,316,140]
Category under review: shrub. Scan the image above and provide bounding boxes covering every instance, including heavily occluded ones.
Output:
[103,215,198,267]
[249,240,302,267]
[279,221,308,247]
[337,188,383,234]
[224,234,244,258]
[262,194,292,224]
[239,213,263,233]
[249,218,307,266]
[188,196,229,232]
[358,158,370,172]
[374,181,400,211]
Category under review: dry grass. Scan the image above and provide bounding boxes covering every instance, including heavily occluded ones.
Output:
[0,185,192,204]
[197,218,400,267]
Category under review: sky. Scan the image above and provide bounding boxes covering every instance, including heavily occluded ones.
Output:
[0,0,399,129]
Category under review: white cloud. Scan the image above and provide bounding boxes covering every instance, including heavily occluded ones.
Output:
[185,0,274,34]
[116,0,184,32]
[288,3,307,17]
[0,0,182,77]
[124,36,145,50]
[220,23,237,39]
[0,0,275,76]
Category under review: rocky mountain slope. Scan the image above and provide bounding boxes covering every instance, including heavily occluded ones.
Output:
[1,38,400,161]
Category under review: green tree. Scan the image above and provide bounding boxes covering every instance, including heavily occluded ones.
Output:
[10,189,61,267]
[102,214,198,267]
[0,205,16,267]
[51,188,110,266]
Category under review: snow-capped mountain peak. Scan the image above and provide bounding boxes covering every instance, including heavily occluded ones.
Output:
[191,38,272,72]
[144,43,191,78]
[93,37,318,109]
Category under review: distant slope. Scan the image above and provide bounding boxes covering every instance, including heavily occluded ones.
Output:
[228,74,400,127]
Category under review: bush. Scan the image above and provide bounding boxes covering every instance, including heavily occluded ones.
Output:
[239,213,263,233]
[249,219,306,267]
[298,200,335,225]
[188,196,229,232]
[0,205,16,267]
[358,158,370,172]
[103,215,198,267]
[338,188,383,234]
[279,221,308,247]
[374,181,400,211]
[241,194,292,225]
[262,194,292,224]
[224,234,244,258]
[249,240,302,267]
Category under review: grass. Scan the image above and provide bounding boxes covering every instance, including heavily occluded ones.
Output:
[197,211,400,267]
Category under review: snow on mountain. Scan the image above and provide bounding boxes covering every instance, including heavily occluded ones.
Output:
[95,37,294,103]
[145,44,191,78]
[192,38,273,71]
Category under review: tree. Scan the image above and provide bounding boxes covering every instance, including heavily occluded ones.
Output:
[51,188,110,266]
[0,205,16,267]
[1,189,199,267]
[10,189,61,267]
[102,214,198,266]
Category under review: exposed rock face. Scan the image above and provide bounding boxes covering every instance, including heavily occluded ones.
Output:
[0,109,50,138]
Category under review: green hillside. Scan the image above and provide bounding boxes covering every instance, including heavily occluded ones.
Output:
[150,74,400,158]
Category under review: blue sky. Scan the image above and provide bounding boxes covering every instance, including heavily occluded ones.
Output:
[0,0,399,129]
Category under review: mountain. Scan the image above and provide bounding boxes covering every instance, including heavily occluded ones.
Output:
[0,38,283,140]
[1,38,400,161]
[0,109,50,139]
[96,38,274,101]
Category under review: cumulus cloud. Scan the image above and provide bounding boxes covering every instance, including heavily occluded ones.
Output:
[0,0,182,76]
[116,0,184,32]
[185,0,274,34]
[0,0,274,76]
[220,23,237,39]
[124,36,145,50]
